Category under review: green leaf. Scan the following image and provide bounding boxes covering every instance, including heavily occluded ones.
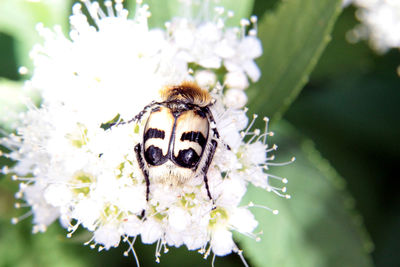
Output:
[142,0,254,28]
[236,121,374,267]
[0,0,70,70]
[0,178,90,267]
[248,0,342,122]
[216,0,255,26]
[0,219,91,267]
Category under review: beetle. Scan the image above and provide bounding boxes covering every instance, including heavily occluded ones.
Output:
[128,81,221,202]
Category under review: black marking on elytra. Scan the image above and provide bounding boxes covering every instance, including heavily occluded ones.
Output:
[180,131,207,148]
[135,143,150,201]
[174,148,200,168]
[144,145,168,166]
[144,128,165,142]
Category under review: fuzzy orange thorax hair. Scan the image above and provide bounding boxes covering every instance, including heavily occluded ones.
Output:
[160,81,211,107]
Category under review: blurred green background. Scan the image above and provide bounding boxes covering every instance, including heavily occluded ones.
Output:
[1,0,399,266]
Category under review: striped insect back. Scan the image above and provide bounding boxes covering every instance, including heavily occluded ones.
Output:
[143,106,174,166]
[172,108,209,169]
[134,82,219,200]
[143,104,209,169]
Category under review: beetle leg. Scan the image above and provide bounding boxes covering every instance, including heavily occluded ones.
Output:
[110,101,160,128]
[127,101,159,124]
[203,106,231,151]
[134,143,150,201]
[202,139,218,205]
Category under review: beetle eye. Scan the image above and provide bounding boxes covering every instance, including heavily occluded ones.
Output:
[145,145,164,166]
[176,148,200,168]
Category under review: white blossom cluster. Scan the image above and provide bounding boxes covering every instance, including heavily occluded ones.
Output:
[0,0,291,264]
[346,0,400,52]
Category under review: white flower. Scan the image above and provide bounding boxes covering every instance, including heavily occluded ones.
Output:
[121,215,142,237]
[93,224,121,250]
[0,0,292,265]
[141,217,163,244]
[72,199,102,231]
[194,70,217,88]
[210,229,235,256]
[223,88,248,109]
[224,35,263,82]
[348,0,400,52]
[44,184,73,208]
[225,71,249,90]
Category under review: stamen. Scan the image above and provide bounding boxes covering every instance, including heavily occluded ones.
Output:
[67,221,81,237]
[155,238,162,262]
[266,157,295,166]
[1,166,9,174]
[115,0,124,17]
[230,225,259,240]
[264,144,277,153]
[15,191,24,199]
[249,15,258,36]
[241,114,258,138]
[269,187,290,198]
[237,248,249,267]
[198,246,206,254]
[123,236,140,267]
[72,2,82,15]
[104,1,115,17]
[265,173,288,183]
[245,129,261,144]
[163,241,169,253]
[247,202,279,215]
[262,117,269,144]
[81,0,100,23]
[240,18,250,38]
[203,245,212,259]
[18,66,29,75]
[11,210,33,224]
[11,175,35,182]
[95,2,107,19]
[84,235,95,246]
[32,224,47,233]
[14,202,30,208]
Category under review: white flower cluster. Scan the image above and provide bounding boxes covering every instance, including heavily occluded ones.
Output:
[1,0,291,264]
[347,0,400,52]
